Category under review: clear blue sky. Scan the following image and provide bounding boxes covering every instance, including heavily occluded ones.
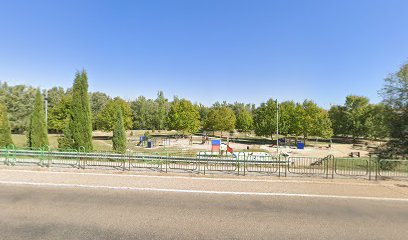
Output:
[1,0,407,108]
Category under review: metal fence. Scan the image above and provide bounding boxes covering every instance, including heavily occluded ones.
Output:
[1,146,407,181]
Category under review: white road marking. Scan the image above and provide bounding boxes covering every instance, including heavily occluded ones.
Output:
[0,168,390,187]
[0,180,407,202]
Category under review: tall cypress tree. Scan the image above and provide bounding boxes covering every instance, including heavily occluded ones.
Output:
[71,70,93,151]
[27,90,49,148]
[0,101,13,148]
[112,108,127,153]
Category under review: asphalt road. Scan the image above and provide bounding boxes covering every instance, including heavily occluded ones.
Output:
[0,169,408,240]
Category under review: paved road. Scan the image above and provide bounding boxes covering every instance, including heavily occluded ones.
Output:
[0,169,408,239]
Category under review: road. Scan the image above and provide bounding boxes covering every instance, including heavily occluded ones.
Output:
[0,168,408,239]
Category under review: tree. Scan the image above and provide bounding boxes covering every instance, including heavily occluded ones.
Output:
[96,97,132,131]
[27,90,49,148]
[46,87,65,110]
[0,82,36,133]
[58,117,74,149]
[0,101,13,148]
[90,92,111,130]
[167,99,201,135]
[298,100,333,143]
[253,99,278,140]
[365,104,390,139]
[153,91,169,130]
[236,108,253,133]
[278,101,301,136]
[131,96,156,130]
[343,95,371,140]
[328,105,348,136]
[112,108,127,153]
[217,107,236,137]
[204,107,236,137]
[380,63,408,156]
[48,93,72,133]
[196,103,210,127]
[69,70,93,151]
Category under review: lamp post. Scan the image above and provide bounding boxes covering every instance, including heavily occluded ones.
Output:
[44,90,48,127]
[276,99,279,154]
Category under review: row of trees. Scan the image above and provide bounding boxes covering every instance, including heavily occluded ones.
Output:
[1,63,406,156]
[329,96,389,140]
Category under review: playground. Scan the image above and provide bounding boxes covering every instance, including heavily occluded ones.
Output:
[10,130,382,159]
[105,130,378,158]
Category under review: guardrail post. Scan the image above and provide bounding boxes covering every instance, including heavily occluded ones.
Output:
[122,155,126,171]
[243,154,246,176]
[237,155,240,176]
[325,155,330,179]
[375,157,378,181]
[128,153,131,171]
[368,155,371,180]
[165,151,168,173]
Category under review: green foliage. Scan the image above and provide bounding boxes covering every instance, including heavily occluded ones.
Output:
[329,95,389,140]
[48,92,72,133]
[90,92,111,130]
[46,87,66,110]
[167,99,201,134]
[96,97,132,131]
[131,96,157,130]
[365,104,390,139]
[344,95,371,139]
[299,100,333,140]
[112,108,127,153]
[58,117,74,149]
[70,70,93,151]
[278,101,301,136]
[236,108,253,132]
[154,91,169,130]
[143,131,151,140]
[27,90,49,148]
[196,103,210,127]
[0,82,36,133]
[0,101,13,148]
[130,91,170,131]
[253,99,278,139]
[328,105,348,136]
[205,107,236,136]
[380,63,408,155]
[253,99,332,141]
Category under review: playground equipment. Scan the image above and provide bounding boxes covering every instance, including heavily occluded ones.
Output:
[137,136,147,146]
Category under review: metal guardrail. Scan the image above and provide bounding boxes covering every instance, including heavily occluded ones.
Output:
[377,159,408,179]
[1,147,407,181]
[288,156,332,178]
[334,157,371,177]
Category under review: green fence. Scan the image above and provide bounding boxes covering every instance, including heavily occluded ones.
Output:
[1,145,407,181]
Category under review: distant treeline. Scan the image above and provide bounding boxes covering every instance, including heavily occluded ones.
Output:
[0,63,406,155]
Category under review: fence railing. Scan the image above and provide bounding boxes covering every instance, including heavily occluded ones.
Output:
[1,146,407,181]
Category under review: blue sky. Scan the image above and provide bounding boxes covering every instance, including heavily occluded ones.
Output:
[0,0,407,108]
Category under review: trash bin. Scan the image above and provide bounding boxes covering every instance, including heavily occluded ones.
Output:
[147,141,153,148]
[297,142,304,149]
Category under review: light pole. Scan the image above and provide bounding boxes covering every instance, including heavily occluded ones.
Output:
[276,99,279,154]
[44,90,48,127]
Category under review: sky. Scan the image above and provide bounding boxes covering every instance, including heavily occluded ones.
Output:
[0,0,407,108]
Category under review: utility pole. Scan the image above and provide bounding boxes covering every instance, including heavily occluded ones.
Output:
[276,99,279,154]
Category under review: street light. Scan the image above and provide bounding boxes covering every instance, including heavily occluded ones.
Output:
[276,99,279,154]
